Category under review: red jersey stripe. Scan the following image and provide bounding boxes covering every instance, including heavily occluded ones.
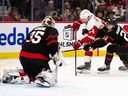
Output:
[47,40,58,46]
[20,51,49,61]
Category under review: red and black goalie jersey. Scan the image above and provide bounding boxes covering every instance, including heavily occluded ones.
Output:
[20,26,59,61]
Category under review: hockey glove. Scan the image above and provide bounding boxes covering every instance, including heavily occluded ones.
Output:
[73,40,82,49]
[82,29,88,35]
[83,44,91,51]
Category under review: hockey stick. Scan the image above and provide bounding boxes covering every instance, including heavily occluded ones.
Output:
[50,56,58,83]
[74,31,77,76]
[75,48,77,76]
[55,63,58,83]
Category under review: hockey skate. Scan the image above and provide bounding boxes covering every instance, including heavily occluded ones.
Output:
[97,65,110,74]
[77,62,91,74]
[118,66,128,71]
[35,77,51,88]
[35,70,56,88]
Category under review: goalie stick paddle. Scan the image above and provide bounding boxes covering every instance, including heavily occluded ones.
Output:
[52,59,58,83]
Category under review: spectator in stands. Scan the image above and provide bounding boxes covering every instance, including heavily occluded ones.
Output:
[24,0,31,20]
[64,1,71,9]
[86,0,94,13]
[4,7,20,21]
[63,8,74,21]
[9,0,26,19]
[54,0,62,17]
[105,0,116,11]
[45,0,56,16]
[95,10,105,20]
[33,0,45,21]
[51,10,61,21]
[74,7,82,20]
[122,0,126,8]
[119,11,126,22]
[95,0,106,10]
[113,1,125,19]
[79,0,90,10]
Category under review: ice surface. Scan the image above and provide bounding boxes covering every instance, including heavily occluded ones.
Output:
[0,56,128,96]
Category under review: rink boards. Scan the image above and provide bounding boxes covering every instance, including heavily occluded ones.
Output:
[0,22,128,59]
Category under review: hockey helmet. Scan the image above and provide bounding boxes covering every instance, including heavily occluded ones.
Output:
[42,16,55,27]
[80,9,92,19]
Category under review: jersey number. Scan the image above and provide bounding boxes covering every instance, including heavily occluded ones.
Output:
[119,30,128,41]
[26,28,46,44]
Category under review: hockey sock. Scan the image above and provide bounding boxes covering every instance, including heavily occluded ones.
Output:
[84,51,93,62]
[105,52,113,66]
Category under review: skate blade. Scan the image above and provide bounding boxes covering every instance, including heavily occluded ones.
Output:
[77,70,91,74]
[97,70,109,74]
[35,80,51,88]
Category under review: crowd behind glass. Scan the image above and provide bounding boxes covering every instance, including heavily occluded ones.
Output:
[0,0,126,23]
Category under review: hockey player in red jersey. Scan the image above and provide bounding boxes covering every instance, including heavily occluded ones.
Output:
[1,16,63,87]
[83,24,128,73]
[66,9,106,73]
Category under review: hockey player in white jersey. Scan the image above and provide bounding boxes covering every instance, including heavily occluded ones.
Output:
[65,9,107,73]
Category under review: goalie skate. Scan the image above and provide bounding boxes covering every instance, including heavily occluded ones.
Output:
[35,77,51,88]
[97,65,110,74]
[35,70,56,88]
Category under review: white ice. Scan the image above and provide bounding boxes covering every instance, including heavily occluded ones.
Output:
[0,56,128,96]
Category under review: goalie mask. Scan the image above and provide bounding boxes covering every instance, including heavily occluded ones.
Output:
[42,16,55,27]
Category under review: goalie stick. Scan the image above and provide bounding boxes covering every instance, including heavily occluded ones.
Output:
[74,30,77,76]
[55,62,58,83]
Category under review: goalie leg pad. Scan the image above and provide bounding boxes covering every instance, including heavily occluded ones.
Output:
[35,69,56,87]
[1,69,30,84]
